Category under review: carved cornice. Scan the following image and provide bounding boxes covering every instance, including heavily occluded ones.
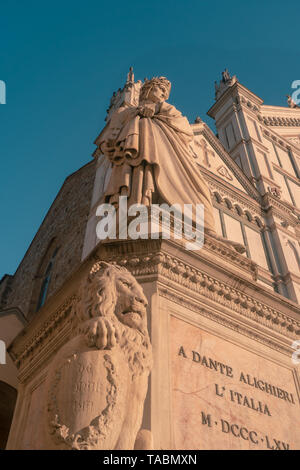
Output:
[261,128,300,155]
[206,176,265,223]
[287,136,300,147]
[262,193,300,226]
[98,240,300,340]
[238,96,261,115]
[259,114,300,129]
[160,289,293,356]
[9,295,78,369]
[99,236,258,281]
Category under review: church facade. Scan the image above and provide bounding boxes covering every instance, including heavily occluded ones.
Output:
[1,70,300,450]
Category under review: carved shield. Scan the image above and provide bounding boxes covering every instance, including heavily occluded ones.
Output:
[45,335,128,450]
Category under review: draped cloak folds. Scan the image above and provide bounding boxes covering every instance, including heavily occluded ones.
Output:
[95,101,216,233]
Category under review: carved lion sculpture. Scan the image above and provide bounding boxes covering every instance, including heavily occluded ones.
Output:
[45,262,153,450]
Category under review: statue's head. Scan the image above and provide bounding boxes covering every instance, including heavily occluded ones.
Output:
[140,76,171,103]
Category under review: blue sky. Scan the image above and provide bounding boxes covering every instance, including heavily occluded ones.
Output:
[0,0,299,278]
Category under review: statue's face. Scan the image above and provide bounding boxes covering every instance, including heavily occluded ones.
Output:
[142,82,168,103]
[114,272,148,332]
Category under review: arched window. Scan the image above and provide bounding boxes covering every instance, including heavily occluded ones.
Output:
[36,247,59,311]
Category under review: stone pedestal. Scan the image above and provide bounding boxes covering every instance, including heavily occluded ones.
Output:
[6,236,300,450]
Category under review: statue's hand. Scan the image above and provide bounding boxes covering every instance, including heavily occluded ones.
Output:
[138,105,155,118]
[82,318,119,350]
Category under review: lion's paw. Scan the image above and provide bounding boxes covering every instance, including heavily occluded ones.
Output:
[82,318,119,350]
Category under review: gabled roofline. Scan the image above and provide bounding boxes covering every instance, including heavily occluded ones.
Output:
[192,122,261,202]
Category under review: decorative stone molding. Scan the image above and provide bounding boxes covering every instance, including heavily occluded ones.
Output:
[211,189,265,229]
[9,295,78,368]
[207,177,262,214]
[287,136,300,146]
[152,256,300,339]
[217,165,233,181]
[160,289,293,356]
[262,193,300,226]
[259,115,300,128]
[95,241,300,340]
[101,238,257,281]
[262,128,300,154]
[267,186,282,199]
[239,96,260,113]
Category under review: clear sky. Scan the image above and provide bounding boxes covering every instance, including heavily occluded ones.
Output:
[0,0,299,279]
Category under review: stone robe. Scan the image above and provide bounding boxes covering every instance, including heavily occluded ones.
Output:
[95,101,216,232]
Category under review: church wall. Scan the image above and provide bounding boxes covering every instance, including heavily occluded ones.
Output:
[4,161,95,320]
[209,79,300,304]
[211,197,274,287]
[247,120,300,285]
[245,113,300,208]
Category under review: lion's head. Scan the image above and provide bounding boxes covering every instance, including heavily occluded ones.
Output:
[78,261,149,335]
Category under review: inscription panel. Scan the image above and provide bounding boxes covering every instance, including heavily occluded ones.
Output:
[170,316,300,450]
